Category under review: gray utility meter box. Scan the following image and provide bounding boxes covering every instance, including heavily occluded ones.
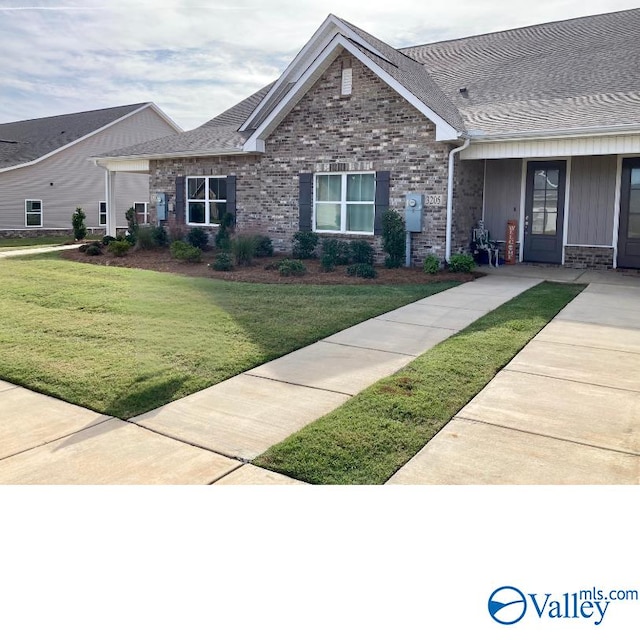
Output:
[405,192,424,232]
[156,193,168,221]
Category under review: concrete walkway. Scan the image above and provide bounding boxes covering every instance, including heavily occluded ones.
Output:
[0,244,79,258]
[0,275,540,484]
[388,273,640,484]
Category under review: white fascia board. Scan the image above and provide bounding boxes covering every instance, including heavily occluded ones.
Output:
[92,148,252,169]
[147,103,184,133]
[0,103,171,174]
[243,35,460,152]
[469,123,640,142]
[239,15,392,133]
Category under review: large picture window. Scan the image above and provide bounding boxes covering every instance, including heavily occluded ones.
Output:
[25,200,43,227]
[186,176,227,225]
[314,172,375,234]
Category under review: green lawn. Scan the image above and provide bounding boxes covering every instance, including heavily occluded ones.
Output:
[254,282,585,484]
[0,253,460,418]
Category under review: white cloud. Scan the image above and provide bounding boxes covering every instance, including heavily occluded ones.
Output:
[1,0,638,128]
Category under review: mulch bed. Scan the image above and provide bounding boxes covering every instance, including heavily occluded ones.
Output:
[60,247,477,285]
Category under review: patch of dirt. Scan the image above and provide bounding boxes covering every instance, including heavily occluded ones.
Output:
[61,247,478,285]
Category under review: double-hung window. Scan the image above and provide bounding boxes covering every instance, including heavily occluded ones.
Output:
[186,176,227,225]
[99,201,107,226]
[25,200,43,227]
[134,202,148,225]
[314,172,375,234]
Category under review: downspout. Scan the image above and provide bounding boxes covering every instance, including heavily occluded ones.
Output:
[445,137,471,261]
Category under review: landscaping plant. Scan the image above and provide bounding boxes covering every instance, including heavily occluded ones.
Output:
[447,253,476,273]
[292,231,318,259]
[348,239,375,265]
[210,252,234,271]
[187,227,209,250]
[278,258,307,276]
[135,226,157,251]
[71,207,87,241]
[382,209,405,268]
[346,263,377,279]
[423,254,440,274]
[107,240,131,257]
[170,240,202,263]
[151,225,169,247]
[124,207,139,241]
[231,234,258,266]
[254,235,274,257]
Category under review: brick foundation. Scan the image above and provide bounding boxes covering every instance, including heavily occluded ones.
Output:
[563,246,614,269]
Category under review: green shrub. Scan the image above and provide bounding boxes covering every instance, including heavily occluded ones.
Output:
[349,240,375,265]
[382,209,405,268]
[85,244,103,256]
[346,263,378,279]
[116,233,136,246]
[292,231,318,259]
[101,235,116,246]
[278,258,307,277]
[215,211,234,251]
[71,207,87,241]
[231,234,258,266]
[107,240,131,257]
[447,253,476,273]
[151,226,169,247]
[135,226,157,251]
[170,240,202,263]
[210,252,233,271]
[125,207,138,238]
[78,244,88,253]
[254,235,274,257]
[320,253,336,272]
[423,254,440,274]
[187,227,209,250]
[321,238,350,270]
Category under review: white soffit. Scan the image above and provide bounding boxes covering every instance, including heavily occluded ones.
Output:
[96,158,150,172]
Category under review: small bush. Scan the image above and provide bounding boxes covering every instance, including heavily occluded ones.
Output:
[108,240,131,257]
[423,254,440,274]
[320,253,336,272]
[292,231,318,259]
[346,263,377,279]
[187,227,210,250]
[215,211,234,251]
[210,252,233,271]
[447,253,476,273]
[85,244,103,256]
[101,235,116,246]
[254,235,274,258]
[349,240,375,265]
[125,207,139,237]
[170,240,202,263]
[232,235,258,266]
[135,226,157,251]
[382,209,405,268]
[71,207,87,241]
[116,233,136,246]
[278,258,307,277]
[321,238,350,270]
[151,226,169,247]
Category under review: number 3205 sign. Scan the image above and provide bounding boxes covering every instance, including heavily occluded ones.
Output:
[425,194,444,206]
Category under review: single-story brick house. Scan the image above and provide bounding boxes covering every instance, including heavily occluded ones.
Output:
[95,9,640,269]
[0,103,181,237]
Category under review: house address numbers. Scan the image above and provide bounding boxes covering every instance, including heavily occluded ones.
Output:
[425,194,444,206]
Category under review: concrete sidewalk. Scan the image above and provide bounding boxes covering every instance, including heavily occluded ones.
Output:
[0,244,79,258]
[387,280,640,484]
[0,275,540,484]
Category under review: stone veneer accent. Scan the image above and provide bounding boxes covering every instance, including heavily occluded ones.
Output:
[150,52,483,265]
[563,246,614,269]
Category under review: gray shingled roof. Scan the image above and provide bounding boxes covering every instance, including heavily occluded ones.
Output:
[400,8,640,136]
[0,103,149,169]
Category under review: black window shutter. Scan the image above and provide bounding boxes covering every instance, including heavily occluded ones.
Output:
[374,171,390,235]
[299,173,313,231]
[226,175,236,226]
[175,176,186,224]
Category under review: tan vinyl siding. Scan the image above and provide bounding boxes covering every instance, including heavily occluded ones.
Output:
[483,158,522,241]
[567,155,617,246]
[0,107,176,230]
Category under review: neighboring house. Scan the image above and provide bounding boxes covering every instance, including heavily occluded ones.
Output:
[95,9,640,268]
[0,103,181,236]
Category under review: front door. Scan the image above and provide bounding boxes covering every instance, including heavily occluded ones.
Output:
[523,161,566,263]
[617,158,640,269]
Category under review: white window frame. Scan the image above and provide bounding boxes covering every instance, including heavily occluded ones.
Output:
[25,199,43,227]
[313,171,375,235]
[134,201,149,225]
[186,176,227,226]
[99,201,107,226]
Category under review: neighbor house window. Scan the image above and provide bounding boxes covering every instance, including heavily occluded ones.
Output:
[314,172,375,234]
[25,200,43,227]
[134,202,148,225]
[186,176,227,225]
[99,201,107,226]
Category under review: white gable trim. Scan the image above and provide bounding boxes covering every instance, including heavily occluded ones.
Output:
[243,34,459,152]
[239,14,392,133]
[0,103,182,174]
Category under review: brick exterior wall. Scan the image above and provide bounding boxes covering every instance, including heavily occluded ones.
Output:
[149,52,481,265]
[564,246,614,269]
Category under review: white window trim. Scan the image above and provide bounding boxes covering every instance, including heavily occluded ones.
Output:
[25,199,43,228]
[99,201,107,226]
[186,176,226,226]
[134,201,149,225]
[313,171,375,235]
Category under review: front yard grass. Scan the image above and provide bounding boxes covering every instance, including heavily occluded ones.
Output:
[254,282,585,484]
[0,253,460,418]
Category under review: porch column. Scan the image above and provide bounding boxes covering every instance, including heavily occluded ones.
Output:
[105,170,117,237]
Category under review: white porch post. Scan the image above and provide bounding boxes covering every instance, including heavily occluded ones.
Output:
[105,170,117,237]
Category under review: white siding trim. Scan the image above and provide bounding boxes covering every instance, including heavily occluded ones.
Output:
[612,155,623,269]
[481,159,487,222]
[95,158,150,173]
[518,160,526,262]
[562,157,572,265]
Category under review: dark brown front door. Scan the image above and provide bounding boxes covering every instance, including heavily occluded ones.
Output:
[523,161,566,264]
[617,158,640,269]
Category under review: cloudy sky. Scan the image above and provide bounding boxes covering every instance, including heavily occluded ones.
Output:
[1,0,638,130]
